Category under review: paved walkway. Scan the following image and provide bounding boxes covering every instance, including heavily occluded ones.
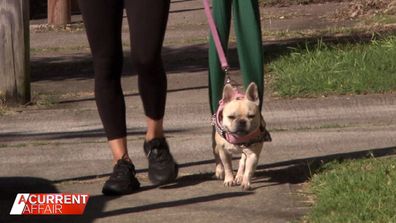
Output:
[1,0,396,222]
[2,71,396,223]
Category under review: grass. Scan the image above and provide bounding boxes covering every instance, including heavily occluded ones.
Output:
[269,123,349,132]
[259,0,341,6]
[304,156,396,223]
[269,36,396,97]
[0,107,6,116]
[30,22,85,33]
[30,45,90,53]
[0,92,7,116]
[368,14,396,25]
[33,93,59,107]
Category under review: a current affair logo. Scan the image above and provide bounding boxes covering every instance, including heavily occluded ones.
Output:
[10,193,89,215]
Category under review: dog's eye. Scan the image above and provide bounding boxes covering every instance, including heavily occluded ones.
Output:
[248,115,255,119]
[227,115,236,120]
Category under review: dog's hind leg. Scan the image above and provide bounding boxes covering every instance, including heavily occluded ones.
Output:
[234,153,246,185]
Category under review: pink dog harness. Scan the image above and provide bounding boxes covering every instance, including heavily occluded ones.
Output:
[211,88,272,146]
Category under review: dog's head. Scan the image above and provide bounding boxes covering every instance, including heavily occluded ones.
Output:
[221,82,261,136]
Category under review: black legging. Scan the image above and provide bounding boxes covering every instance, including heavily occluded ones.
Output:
[78,0,170,140]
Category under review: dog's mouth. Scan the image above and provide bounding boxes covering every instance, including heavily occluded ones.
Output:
[232,130,249,136]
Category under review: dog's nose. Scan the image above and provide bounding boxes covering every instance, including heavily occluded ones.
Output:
[238,119,247,128]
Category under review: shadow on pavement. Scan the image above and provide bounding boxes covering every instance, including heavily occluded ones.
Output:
[170,7,204,14]
[0,177,251,223]
[0,177,61,223]
[254,145,396,188]
[1,146,395,222]
[30,44,214,82]
[0,128,185,143]
[160,145,396,192]
[88,192,253,220]
[57,85,209,104]
[30,33,390,83]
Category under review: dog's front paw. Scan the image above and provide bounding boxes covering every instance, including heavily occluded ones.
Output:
[223,177,235,187]
[241,180,252,191]
[234,174,243,185]
[215,165,225,180]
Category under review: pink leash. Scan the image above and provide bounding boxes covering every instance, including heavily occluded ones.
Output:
[203,0,229,72]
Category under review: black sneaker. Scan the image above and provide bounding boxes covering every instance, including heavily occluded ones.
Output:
[102,159,141,195]
[143,138,178,185]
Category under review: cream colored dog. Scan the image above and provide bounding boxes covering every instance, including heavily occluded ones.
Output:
[213,82,269,190]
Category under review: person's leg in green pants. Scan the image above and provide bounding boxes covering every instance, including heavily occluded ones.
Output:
[233,0,264,109]
[208,0,264,114]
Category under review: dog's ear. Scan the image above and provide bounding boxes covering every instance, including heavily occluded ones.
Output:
[222,84,234,103]
[246,82,259,106]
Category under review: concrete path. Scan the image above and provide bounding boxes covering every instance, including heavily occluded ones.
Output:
[1,72,396,223]
[1,0,396,222]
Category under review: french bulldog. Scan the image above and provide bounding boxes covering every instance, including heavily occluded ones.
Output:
[213,82,269,190]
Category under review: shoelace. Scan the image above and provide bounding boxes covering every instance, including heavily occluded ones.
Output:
[145,139,169,160]
[110,161,134,179]
[146,147,169,162]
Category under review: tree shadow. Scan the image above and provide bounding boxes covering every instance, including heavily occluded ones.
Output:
[1,146,395,222]
[30,44,211,82]
[54,145,396,191]
[0,176,252,223]
[30,54,95,82]
[251,145,396,190]
[0,177,61,223]
[31,31,395,84]
[89,191,252,220]
[158,145,396,192]
[57,85,208,104]
[0,128,185,143]
[170,7,204,14]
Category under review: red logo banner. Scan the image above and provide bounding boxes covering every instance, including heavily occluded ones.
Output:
[10,193,89,215]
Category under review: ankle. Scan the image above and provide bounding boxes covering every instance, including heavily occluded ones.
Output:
[113,153,132,164]
[145,117,164,141]
[145,133,164,142]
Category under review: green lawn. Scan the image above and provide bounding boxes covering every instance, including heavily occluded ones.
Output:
[305,157,396,223]
[269,37,396,97]
[259,0,337,6]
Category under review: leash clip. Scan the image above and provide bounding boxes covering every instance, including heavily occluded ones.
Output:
[224,67,232,84]
[224,67,239,87]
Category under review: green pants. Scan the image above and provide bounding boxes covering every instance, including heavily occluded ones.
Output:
[208,0,264,114]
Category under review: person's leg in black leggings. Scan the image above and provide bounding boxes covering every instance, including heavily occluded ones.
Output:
[125,0,170,141]
[124,0,178,186]
[78,0,131,162]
